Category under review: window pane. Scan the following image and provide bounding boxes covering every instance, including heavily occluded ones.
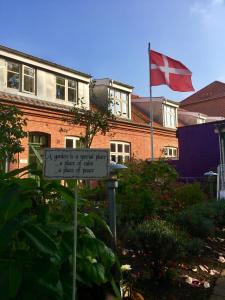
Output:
[118,155,123,163]
[124,156,130,163]
[76,140,82,148]
[68,80,76,88]
[117,144,123,152]
[122,102,127,115]
[110,143,116,152]
[56,85,65,100]
[7,72,19,89]
[56,77,65,85]
[24,76,34,93]
[121,93,127,101]
[24,66,35,76]
[111,155,116,162]
[124,144,130,153]
[8,62,20,73]
[115,91,120,99]
[68,88,77,102]
[66,139,73,148]
[115,101,121,114]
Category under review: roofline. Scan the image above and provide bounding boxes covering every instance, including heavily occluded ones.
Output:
[0,44,92,79]
[94,78,134,89]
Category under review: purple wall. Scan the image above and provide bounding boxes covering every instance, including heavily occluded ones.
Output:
[177,122,221,177]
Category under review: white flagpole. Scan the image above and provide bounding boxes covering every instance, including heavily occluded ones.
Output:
[148,42,154,160]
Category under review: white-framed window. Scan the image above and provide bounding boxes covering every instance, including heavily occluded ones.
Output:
[65,137,82,148]
[56,77,86,105]
[7,61,35,94]
[164,105,177,128]
[110,141,130,163]
[109,89,129,118]
[163,146,178,158]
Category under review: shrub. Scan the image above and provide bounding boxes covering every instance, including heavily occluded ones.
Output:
[0,167,121,300]
[175,182,207,209]
[176,202,218,238]
[136,219,186,278]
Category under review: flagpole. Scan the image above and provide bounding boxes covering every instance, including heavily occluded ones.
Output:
[148,42,154,160]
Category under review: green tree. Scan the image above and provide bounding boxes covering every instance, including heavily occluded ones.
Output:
[65,84,115,148]
[0,104,27,172]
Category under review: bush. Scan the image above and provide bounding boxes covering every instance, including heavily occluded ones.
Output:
[175,182,207,209]
[116,160,178,224]
[0,167,121,300]
[175,201,225,238]
[136,219,186,278]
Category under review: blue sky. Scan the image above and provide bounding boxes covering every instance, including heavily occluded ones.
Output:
[0,0,225,101]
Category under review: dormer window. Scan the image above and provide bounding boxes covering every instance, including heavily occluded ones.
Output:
[109,89,129,118]
[164,105,177,128]
[56,77,82,105]
[7,61,35,94]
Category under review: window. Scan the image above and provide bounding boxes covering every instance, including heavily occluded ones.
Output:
[164,105,177,128]
[7,62,20,89]
[23,65,35,93]
[109,89,129,118]
[65,137,82,148]
[68,79,77,103]
[7,61,35,93]
[110,141,130,163]
[163,147,178,158]
[56,77,65,100]
[56,77,86,105]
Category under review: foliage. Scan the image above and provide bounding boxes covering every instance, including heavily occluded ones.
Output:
[175,201,225,238]
[64,84,115,148]
[136,219,186,278]
[116,160,178,224]
[0,104,27,171]
[175,182,207,209]
[0,167,121,300]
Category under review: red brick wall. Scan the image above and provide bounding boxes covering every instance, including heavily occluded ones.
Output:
[8,103,177,170]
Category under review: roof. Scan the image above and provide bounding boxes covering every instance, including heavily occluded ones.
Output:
[180,81,225,107]
[0,91,150,127]
[131,95,179,106]
[0,44,91,79]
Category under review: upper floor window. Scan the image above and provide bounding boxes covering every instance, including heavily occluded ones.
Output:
[164,105,177,128]
[7,61,35,93]
[109,89,129,118]
[56,77,80,104]
[163,146,178,158]
[110,141,130,163]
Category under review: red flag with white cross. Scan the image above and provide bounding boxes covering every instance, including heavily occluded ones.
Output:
[150,50,194,92]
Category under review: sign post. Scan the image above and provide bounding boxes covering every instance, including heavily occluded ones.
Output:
[43,148,109,300]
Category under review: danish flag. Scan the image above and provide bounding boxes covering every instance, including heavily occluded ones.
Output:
[150,50,194,92]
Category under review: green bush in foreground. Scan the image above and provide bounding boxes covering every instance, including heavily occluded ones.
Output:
[136,219,186,278]
[0,167,121,300]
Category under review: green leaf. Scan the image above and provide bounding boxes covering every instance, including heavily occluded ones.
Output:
[9,261,22,297]
[23,225,59,258]
[0,184,32,222]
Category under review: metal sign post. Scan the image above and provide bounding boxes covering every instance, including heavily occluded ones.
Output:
[43,148,109,300]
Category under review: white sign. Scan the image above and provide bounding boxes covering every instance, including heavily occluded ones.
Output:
[43,148,109,179]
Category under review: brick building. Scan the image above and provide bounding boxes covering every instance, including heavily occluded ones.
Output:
[0,44,197,169]
[180,81,225,118]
